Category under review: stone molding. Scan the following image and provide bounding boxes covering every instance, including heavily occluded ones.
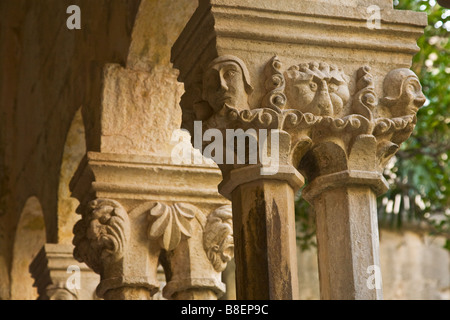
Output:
[70,152,226,207]
[29,244,100,300]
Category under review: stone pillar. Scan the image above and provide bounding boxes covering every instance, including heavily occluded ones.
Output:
[70,63,232,300]
[29,244,100,300]
[171,0,426,300]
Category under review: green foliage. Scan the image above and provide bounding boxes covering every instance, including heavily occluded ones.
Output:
[380,0,450,249]
[295,196,316,251]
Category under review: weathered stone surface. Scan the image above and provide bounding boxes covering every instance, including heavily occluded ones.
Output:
[98,64,184,156]
[380,230,450,300]
[309,186,382,299]
[10,197,46,300]
[232,180,299,300]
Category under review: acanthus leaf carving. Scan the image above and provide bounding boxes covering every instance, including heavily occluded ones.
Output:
[73,199,130,274]
[148,202,197,251]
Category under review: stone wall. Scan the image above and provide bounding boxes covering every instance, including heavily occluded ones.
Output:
[219,229,449,300]
[295,229,449,300]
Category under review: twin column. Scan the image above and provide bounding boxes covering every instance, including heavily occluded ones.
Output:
[171,0,427,300]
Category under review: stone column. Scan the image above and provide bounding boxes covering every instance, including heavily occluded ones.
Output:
[71,63,232,300]
[30,244,100,300]
[171,0,426,300]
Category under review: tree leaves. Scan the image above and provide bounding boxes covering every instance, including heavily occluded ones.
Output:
[378,0,450,249]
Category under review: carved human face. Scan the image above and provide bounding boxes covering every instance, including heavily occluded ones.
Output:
[203,61,248,111]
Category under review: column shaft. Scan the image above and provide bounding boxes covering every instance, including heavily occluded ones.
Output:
[232,180,299,300]
[104,287,152,300]
[313,186,382,300]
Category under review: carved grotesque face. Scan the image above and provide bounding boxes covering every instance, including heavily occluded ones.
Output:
[204,205,234,272]
[203,57,252,112]
[328,78,351,113]
[217,232,234,268]
[285,62,350,116]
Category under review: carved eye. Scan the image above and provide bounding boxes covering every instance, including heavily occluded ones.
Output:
[407,83,419,93]
[223,70,237,79]
[329,84,337,93]
[309,82,318,91]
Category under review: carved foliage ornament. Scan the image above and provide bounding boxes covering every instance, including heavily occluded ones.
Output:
[147,203,235,272]
[147,203,197,251]
[73,199,130,274]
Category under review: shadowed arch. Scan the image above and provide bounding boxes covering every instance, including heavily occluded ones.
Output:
[10,196,46,300]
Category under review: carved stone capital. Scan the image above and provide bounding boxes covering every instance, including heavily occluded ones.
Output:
[148,203,234,300]
[178,54,425,199]
[72,199,161,299]
[70,151,229,300]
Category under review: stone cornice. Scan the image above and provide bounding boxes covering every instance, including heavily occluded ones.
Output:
[172,0,427,82]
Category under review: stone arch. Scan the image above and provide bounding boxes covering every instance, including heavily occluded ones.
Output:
[10,196,46,300]
[57,108,86,244]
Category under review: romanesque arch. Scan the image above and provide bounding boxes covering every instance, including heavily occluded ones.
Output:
[10,196,46,300]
